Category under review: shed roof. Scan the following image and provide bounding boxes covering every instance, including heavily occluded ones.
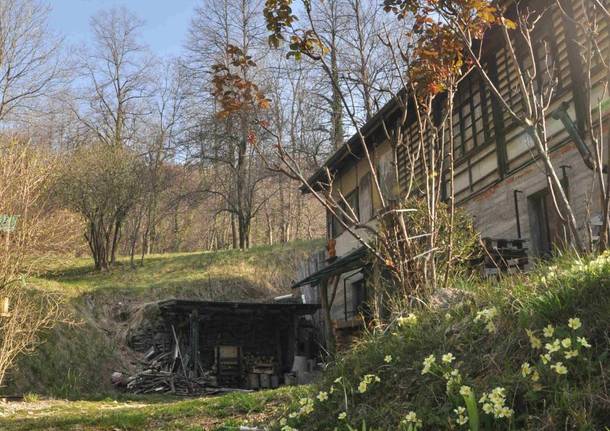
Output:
[157,299,319,317]
[291,246,369,289]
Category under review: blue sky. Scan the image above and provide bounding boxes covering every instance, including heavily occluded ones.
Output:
[48,0,199,58]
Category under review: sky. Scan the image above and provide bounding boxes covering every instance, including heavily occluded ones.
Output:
[48,0,200,58]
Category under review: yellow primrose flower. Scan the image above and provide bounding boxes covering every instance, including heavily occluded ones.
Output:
[422,354,436,375]
[402,411,423,428]
[398,313,417,327]
[521,362,532,377]
[561,338,572,348]
[568,317,582,330]
[459,385,472,397]
[454,406,468,425]
[564,349,579,359]
[577,336,592,348]
[485,321,497,333]
[543,325,555,338]
[384,355,393,364]
[442,353,456,364]
[531,370,540,382]
[526,329,543,349]
[338,412,347,420]
[550,362,568,375]
[540,353,552,364]
[316,391,328,402]
[329,385,335,394]
[545,339,561,353]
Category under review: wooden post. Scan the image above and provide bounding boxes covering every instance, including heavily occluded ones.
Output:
[189,309,200,377]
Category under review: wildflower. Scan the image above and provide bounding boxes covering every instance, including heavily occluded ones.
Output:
[280,418,287,426]
[398,313,418,326]
[531,370,540,382]
[454,406,468,425]
[459,385,472,397]
[329,385,335,394]
[568,317,582,330]
[338,412,347,420]
[316,391,328,402]
[442,353,455,364]
[543,324,555,338]
[545,339,561,353]
[526,329,542,349]
[561,338,572,348]
[577,336,592,348]
[401,411,423,428]
[564,349,579,359]
[334,377,342,383]
[540,353,551,364]
[384,355,393,364]
[358,374,380,393]
[485,321,497,333]
[421,354,436,375]
[480,387,512,419]
[521,362,532,378]
[445,369,462,394]
[550,362,568,375]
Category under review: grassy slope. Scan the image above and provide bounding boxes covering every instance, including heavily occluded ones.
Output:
[288,253,610,430]
[0,387,307,431]
[5,240,323,398]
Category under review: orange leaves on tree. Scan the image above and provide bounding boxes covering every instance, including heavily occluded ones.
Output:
[211,45,271,119]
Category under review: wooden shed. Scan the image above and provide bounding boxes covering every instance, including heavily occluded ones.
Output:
[156,299,319,389]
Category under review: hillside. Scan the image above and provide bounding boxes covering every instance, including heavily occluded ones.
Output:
[284,253,610,430]
[1,251,608,430]
[5,240,323,397]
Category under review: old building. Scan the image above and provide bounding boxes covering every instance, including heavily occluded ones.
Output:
[293,0,609,344]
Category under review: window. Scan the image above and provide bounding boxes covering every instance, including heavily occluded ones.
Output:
[454,72,493,157]
[326,188,360,239]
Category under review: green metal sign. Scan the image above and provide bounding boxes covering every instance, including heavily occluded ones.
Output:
[0,215,18,232]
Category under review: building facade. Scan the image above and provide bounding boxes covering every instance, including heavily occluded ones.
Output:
[294,0,609,335]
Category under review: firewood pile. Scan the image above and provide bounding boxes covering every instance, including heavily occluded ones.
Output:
[123,325,219,396]
[126,369,216,395]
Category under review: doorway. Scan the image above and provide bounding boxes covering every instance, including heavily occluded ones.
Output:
[527,186,569,257]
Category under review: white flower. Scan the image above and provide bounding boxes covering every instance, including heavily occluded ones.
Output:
[316,391,328,402]
[384,355,393,364]
[338,412,347,420]
[577,336,592,348]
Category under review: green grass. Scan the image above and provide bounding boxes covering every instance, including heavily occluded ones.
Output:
[0,387,309,431]
[4,240,324,398]
[281,253,610,430]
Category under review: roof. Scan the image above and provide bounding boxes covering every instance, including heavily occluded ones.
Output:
[291,246,370,289]
[157,299,319,317]
[303,93,404,193]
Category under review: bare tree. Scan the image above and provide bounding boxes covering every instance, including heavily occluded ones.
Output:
[0,0,63,124]
[75,7,154,148]
[0,137,68,387]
